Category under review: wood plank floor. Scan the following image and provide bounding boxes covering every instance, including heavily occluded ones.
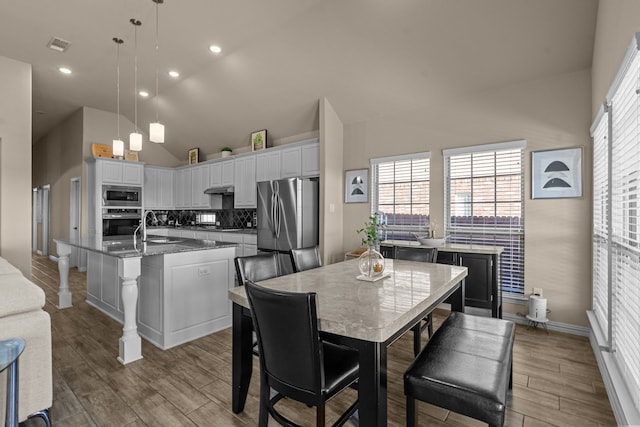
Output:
[24,254,616,426]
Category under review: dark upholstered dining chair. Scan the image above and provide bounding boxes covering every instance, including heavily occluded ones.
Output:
[234,252,282,356]
[394,246,439,356]
[245,280,359,427]
[234,252,281,286]
[289,245,322,273]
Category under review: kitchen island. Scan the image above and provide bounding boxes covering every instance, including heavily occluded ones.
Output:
[54,235,237,364]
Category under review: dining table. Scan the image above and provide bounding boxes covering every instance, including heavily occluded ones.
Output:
[228,258,468,426]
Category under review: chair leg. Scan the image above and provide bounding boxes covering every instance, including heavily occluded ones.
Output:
[258,373,270,427]
[406,396,416,427]
[412,323,421,356]
[26,409,51,427]
[426,313,433,337]
[316,404,325,426]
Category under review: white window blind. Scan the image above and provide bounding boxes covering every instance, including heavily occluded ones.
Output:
[444,141,525,294]
[591,105,610,343]
[371,153,430,241]
[591,33,640,416]
[610,44,640,409]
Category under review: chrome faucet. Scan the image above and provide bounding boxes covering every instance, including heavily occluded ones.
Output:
[134,210,158,242]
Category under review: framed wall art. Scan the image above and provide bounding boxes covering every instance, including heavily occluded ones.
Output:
[188,147,200,165]
[531,147,583,199]
[251,129,267,151]
[345,169,369,203]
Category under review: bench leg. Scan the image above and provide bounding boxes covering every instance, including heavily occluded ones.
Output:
[406,396,417,427]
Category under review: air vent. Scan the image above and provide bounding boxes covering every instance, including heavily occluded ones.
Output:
[46,37,71,52]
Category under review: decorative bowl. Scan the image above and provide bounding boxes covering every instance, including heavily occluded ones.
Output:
[414,235,447,246]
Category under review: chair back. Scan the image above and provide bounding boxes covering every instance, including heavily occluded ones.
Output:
[395,246,438,263]
[245,280,324,400]
[234,253,280,286]
[289,246,322,273]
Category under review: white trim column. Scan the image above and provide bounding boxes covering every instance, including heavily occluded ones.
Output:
[117,256,143,365]
[54,240,73,309]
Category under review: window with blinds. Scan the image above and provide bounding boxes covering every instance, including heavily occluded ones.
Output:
[443,141,526,294]
[371,153,430,241]
[590,33,640,417]
[591,106,610,343]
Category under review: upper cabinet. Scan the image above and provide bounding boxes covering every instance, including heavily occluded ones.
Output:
[301,142,320,177]
[256,150,281,182]
[144,166,174,209]
[280,146,302,178]
[98,158,144,185]
[210,159,235,187]
[174,168,192,209]
[234,156,257,208]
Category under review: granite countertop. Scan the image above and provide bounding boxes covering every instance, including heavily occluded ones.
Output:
[148,225,257,235]
[381,240,503,255]
[229,258,468,343]
[55,234,238,259]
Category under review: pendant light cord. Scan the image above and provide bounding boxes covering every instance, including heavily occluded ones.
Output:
[113,38,123,139]
[130,19,141,132]
[154,0,160,122]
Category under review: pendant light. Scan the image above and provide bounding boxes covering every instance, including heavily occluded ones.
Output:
[112,37,125,157]
[129,18,143,152]
[149,0,165,143]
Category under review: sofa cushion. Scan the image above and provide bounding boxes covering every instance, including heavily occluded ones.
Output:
[0,257,22,276]
[0,275,46,318]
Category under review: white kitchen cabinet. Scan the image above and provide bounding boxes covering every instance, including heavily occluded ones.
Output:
[144,166,174,209]
[280,146,302,178]
[301,142,320,177]
[174,168,192,208]
[191,164,219,209]
[99,159,143,185]
[210,159,236,188]
[234,156,257,208]
[256,150,281,182]
[221,160,235,186]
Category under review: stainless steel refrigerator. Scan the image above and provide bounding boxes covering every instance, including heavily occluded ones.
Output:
[257,177,319,274]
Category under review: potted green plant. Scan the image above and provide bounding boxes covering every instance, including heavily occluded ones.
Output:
[221,147,233,158]
[357,215,385,278]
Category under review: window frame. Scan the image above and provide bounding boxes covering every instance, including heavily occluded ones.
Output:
[443,140,526,296]
[370,152,431,241]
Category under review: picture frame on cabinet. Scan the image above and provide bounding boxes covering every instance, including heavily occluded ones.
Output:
[251,129,267,151]
[345,168,369,203]
[188,147,200,165]
[124,149,139,162]
[531,146,583,199]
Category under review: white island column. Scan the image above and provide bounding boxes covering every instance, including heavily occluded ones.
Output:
[54,240,73,309]
[117,256,143,364]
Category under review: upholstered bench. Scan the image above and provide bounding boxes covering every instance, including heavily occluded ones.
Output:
[404,312,515,427]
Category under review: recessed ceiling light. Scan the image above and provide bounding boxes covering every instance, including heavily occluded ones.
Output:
[139,90,149,98]
[168,70,180,78]
[208,45,222,54]
[58,67,72,75]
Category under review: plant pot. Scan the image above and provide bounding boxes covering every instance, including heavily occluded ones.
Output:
[221,151,232,158]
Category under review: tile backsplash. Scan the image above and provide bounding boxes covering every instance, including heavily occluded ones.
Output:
[147,209,257,229]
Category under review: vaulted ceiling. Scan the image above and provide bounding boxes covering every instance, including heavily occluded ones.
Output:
[0,0,598,161]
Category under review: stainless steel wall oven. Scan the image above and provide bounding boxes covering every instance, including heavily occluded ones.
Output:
[102,208,141,238]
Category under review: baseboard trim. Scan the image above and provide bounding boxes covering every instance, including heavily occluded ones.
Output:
[502,313,590,337]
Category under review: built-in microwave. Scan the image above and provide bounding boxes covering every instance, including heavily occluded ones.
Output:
[102,185,141,207]
[102,208,141,238]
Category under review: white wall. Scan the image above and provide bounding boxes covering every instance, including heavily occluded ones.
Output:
[0,55,32,275]
[342,69,593,327]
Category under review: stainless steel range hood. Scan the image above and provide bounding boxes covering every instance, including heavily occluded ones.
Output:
[204,186,234,195]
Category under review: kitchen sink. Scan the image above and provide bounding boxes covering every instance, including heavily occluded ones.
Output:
[146,238,183,244]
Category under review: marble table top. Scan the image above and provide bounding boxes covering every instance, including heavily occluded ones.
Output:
[228,259,467,343]
[381,240,504,255]
[54,235,237,258]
